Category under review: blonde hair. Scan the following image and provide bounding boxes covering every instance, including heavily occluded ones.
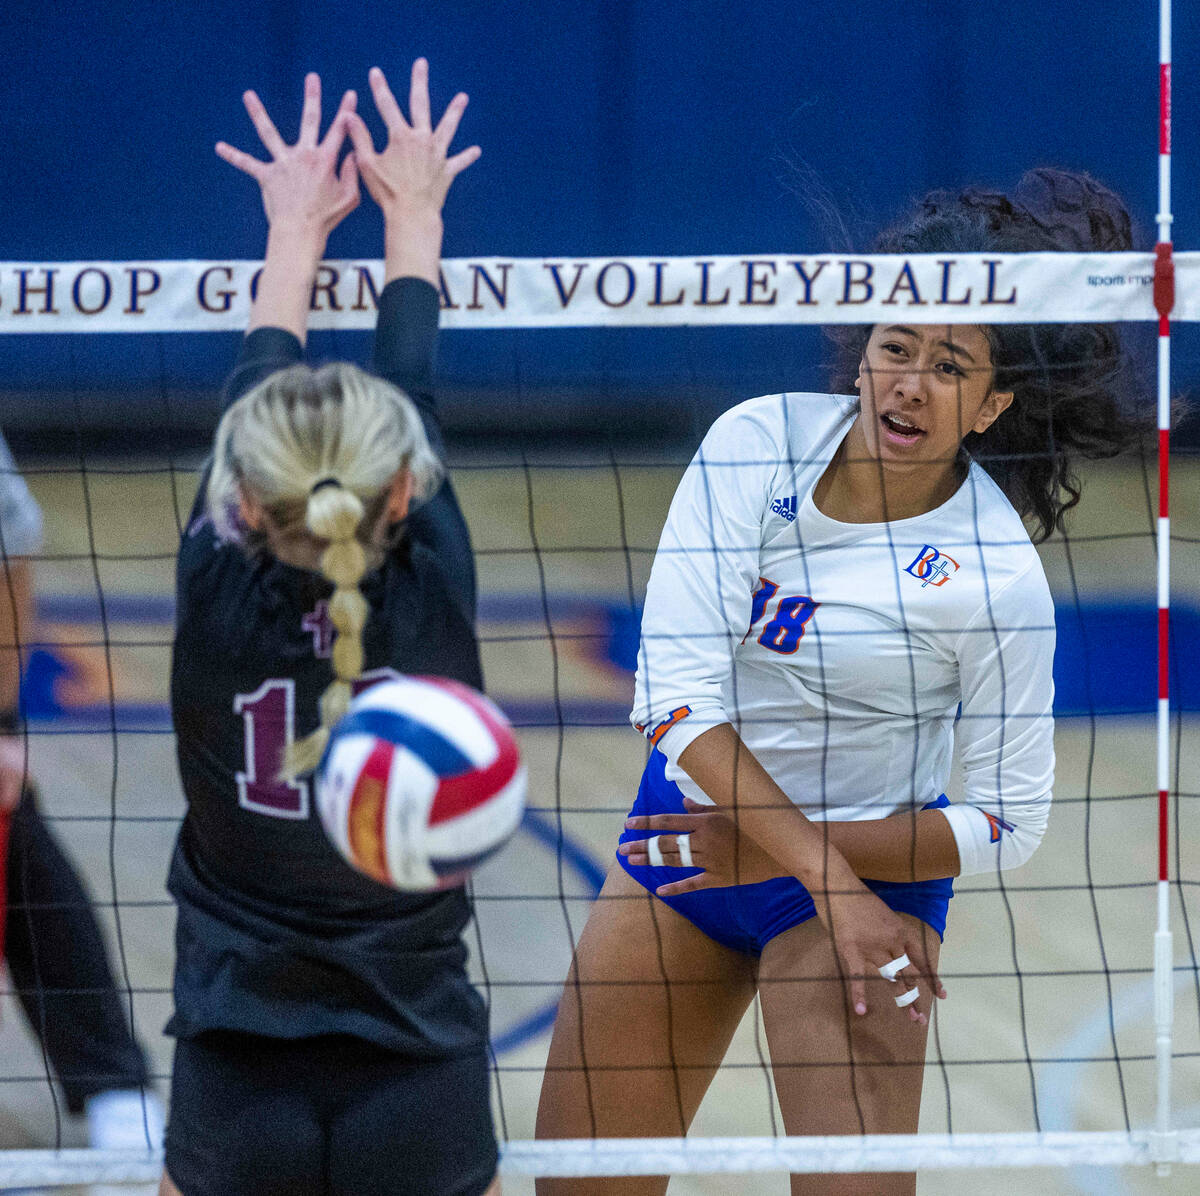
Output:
[208,362,442,776]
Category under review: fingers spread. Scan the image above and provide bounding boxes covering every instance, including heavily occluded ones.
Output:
[446,144,482,178]
[243,90,286,158]
[433,92,468,152]
[338,151,360,198]
[215,141,266,180]
[409,57,432,131]
[369,66,408,134]
[320,91,358,150]
[298,72,322,147]
[344,112,378,163]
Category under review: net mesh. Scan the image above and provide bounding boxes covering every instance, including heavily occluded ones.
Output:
[0,254,1196,1194]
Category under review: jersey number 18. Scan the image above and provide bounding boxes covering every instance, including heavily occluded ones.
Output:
[744,577,819,655]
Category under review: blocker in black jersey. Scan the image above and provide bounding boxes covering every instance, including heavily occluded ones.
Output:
[163,63,497,1196]
[168,277,487,1058]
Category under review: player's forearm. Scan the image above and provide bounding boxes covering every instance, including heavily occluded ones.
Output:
[677,723,859,894]
[695,810,961,885]
[676,721,959,885]
[246,223,326,343]
[824,811,961,882]
[383,210,444,287]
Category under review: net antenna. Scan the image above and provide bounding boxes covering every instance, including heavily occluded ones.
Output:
[1151,0,1177,1175]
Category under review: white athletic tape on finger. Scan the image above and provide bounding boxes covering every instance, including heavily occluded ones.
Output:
[646,836,665,869]
[895,986,920,1008]
[676,834,694,869]
[878,953,911,982]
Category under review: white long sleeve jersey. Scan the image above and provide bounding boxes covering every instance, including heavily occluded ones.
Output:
[631,393,1055,876]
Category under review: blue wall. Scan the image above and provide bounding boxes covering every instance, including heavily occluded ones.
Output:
[1,1,1196,431]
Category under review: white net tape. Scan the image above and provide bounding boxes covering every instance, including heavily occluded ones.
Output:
[4,1130,1200,1187]
[500,1132,1200,1176]
[0,252,1197,332]
[0,1150,162,1189]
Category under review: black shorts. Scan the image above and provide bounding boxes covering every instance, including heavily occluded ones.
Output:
[164,1031,498,1196]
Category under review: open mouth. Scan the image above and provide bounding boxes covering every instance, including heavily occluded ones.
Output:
[880,412,925,442]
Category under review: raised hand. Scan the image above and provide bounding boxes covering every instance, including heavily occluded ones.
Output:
[216,72,360,247]
[346,59,481,223]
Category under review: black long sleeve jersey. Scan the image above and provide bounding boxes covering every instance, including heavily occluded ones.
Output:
[167,278,488,1058]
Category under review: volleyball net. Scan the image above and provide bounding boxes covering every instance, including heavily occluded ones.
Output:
[0,240,1194,1195]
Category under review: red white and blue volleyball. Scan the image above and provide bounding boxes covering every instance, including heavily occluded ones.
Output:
[315,677,526,891]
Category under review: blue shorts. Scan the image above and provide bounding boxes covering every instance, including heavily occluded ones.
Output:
[616,750,954,955]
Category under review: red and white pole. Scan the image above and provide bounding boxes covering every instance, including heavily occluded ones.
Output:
[1151,0,1176,1174]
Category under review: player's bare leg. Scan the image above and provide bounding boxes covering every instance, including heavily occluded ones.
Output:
[758,911,939,1196]
[535,863,757,1196]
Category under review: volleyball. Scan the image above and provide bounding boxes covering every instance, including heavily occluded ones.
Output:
[315,677,527,891]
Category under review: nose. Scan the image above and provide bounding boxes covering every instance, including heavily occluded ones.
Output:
[892,364,929,405]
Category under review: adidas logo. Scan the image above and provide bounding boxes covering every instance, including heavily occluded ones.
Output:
[770,495,797,522]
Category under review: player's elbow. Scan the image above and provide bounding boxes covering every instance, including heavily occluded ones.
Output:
[993,819,1045,872]
[945,793,1050,877]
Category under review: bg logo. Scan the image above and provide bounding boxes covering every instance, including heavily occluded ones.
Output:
[904,544,960,588]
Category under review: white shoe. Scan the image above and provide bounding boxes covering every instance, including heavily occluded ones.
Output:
[85,1089,164,1195]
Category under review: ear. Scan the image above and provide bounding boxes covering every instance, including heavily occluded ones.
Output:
[238,486,265,531]
[384,470,415,523]
[972,390,1014,435]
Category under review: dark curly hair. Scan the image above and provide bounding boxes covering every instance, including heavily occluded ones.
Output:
[830,168,1149,542]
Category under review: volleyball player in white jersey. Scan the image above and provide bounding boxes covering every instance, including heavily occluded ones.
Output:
[536,170,1146,1195]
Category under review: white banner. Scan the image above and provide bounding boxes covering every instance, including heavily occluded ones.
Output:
[0,252,1194,333]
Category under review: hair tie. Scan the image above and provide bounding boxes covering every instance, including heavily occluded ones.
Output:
[310,476,341,494]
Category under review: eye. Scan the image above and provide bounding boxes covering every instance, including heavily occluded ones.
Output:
[880,341,907,357]
[935,360,966,378]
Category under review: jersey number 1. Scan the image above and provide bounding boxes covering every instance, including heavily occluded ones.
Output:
[234,669,402,819]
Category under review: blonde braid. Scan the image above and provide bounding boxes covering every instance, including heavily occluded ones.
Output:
[204,361,445,779]
[284,481,369,777]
